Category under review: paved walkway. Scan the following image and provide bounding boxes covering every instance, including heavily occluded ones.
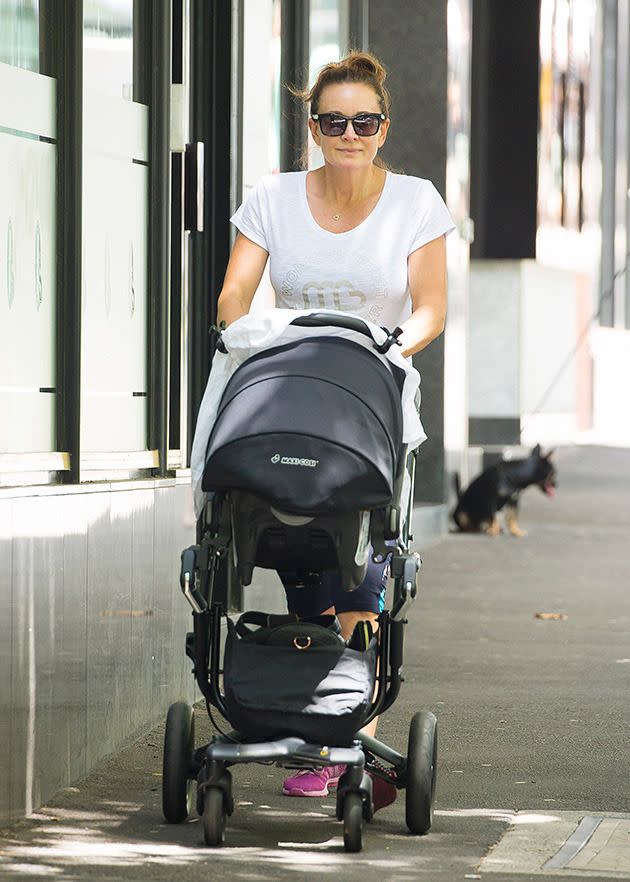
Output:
[2,445,630,881]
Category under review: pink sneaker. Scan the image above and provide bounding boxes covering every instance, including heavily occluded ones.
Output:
[282,764,346,797]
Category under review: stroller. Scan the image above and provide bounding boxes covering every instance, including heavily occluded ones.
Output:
[162,311,438,852]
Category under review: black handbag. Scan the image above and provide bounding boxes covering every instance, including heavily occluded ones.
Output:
[223,611,378,745]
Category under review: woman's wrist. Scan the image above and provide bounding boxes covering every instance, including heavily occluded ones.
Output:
[398,316,445,358]
[217,291,249,327]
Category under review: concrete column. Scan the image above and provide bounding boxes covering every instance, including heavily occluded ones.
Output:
[600,0,617,327]
[368,0,448,503]
[626,0,630,328]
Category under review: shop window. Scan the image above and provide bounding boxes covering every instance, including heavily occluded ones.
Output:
[241,0,282,189]
[239,0,282,312]
[308,0,349,169]
[0,0,39,72]
[0,0,57,457]
[81,0,149,454]
[83,0,133,99]
[309,0,349,81]
[537,0,598,235]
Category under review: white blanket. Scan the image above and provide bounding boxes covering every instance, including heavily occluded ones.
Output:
[190,308,427,518]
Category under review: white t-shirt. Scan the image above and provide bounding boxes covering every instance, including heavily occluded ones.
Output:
[230,170,455,330]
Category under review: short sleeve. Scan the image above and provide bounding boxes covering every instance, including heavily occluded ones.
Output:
[230,177,270,251]
[408,181,456,255]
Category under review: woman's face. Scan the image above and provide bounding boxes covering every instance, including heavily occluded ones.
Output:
[308,81,390,171]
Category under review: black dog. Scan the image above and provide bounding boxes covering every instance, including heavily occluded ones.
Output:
[452,445,556,536]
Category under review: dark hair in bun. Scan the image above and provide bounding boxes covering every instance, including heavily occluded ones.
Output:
[291,50,391,117]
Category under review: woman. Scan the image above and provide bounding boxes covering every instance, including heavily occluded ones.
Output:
[217,51,454,806]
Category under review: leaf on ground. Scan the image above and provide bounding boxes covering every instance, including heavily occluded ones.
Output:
[534,612,568,620]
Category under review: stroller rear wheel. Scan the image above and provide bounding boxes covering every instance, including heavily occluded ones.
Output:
[203,787,226,846]
[405,710,438,835]
[162,702,195,823]
[343,792,363,852]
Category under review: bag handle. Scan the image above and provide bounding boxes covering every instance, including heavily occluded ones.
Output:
[234,610,340,639]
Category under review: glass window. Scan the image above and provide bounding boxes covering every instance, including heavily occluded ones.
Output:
[0,0,39,72]
[241,0,281,188]
[444,0,472,459]
[309,0,348,83]
[536,0,603,276]
[240,0,282,311]
[81,1,149,454]
[0,0,56,458]
[308,0,350,169]
[537,0,598,243]
[83,0,133,100]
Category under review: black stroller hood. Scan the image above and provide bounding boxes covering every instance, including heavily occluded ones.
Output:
[202,336,405,516]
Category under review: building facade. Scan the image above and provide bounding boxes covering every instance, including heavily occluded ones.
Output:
[0,0,460,823]
[3,0,625,823]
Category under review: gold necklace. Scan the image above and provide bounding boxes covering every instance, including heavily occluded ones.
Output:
[332,212,341,222]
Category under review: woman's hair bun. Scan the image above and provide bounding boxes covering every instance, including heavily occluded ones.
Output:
[289,49,391,119]
[345,51,387,85]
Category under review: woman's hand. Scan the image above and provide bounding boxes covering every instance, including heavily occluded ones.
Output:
[399,235,447,357]
[217,233,269,326]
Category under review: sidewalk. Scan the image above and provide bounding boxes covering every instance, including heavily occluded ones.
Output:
[1,444,630,881]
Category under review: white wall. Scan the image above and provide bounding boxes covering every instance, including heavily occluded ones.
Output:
[469,259,587,445]
[0,479,196,822]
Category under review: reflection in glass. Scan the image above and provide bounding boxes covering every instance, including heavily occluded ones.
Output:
[446,0,471,229]
[308,0,350,169]
[83,0,133,99]
[239,0,281,312]
[0,134,56,453]
[309,0,349,84]
[444,0,471,465]
[242,0,282,186]
[0,0,39,72]
[538,0,597,232]
[81,0,149,452]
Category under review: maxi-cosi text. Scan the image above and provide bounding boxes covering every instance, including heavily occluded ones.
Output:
[271,454,319,468]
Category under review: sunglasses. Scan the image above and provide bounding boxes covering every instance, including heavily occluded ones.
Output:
[311,112,386,137]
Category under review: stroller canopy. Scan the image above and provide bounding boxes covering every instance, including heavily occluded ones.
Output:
[202,336,404,516]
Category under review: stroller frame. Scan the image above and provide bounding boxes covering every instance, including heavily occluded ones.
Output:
[164,316,438,852]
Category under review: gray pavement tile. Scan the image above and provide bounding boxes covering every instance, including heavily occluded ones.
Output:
[2,445,630,881]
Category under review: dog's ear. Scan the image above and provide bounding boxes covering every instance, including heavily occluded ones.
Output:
[544,448,555,460]
[531,443,541,457]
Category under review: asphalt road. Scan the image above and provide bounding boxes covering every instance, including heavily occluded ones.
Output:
[2,445,629,881]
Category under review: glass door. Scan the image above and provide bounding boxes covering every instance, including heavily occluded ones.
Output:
[0,0,57,458]
[80,0,150,457]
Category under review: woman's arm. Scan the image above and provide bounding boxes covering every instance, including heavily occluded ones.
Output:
[398,235,448,358]
[216,233,269,326]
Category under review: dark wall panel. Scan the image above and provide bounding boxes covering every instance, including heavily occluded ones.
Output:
[471,0,541,259]
[369,1,447,192]
[369,0,448,504]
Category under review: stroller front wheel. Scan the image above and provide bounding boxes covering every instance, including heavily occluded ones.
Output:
[343,792,363,852]
[203,787,226,846]
[162,702,195,824]
[405,710,438,835]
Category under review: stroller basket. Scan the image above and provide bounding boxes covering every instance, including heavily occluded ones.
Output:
[223,612,378,745]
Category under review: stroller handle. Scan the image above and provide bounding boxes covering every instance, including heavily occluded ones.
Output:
[290,312,403,354]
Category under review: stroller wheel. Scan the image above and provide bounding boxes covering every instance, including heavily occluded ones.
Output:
[405,710,438,835]
[162,702,195,823]
[203,787,226,846]
[343,792,363,852]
